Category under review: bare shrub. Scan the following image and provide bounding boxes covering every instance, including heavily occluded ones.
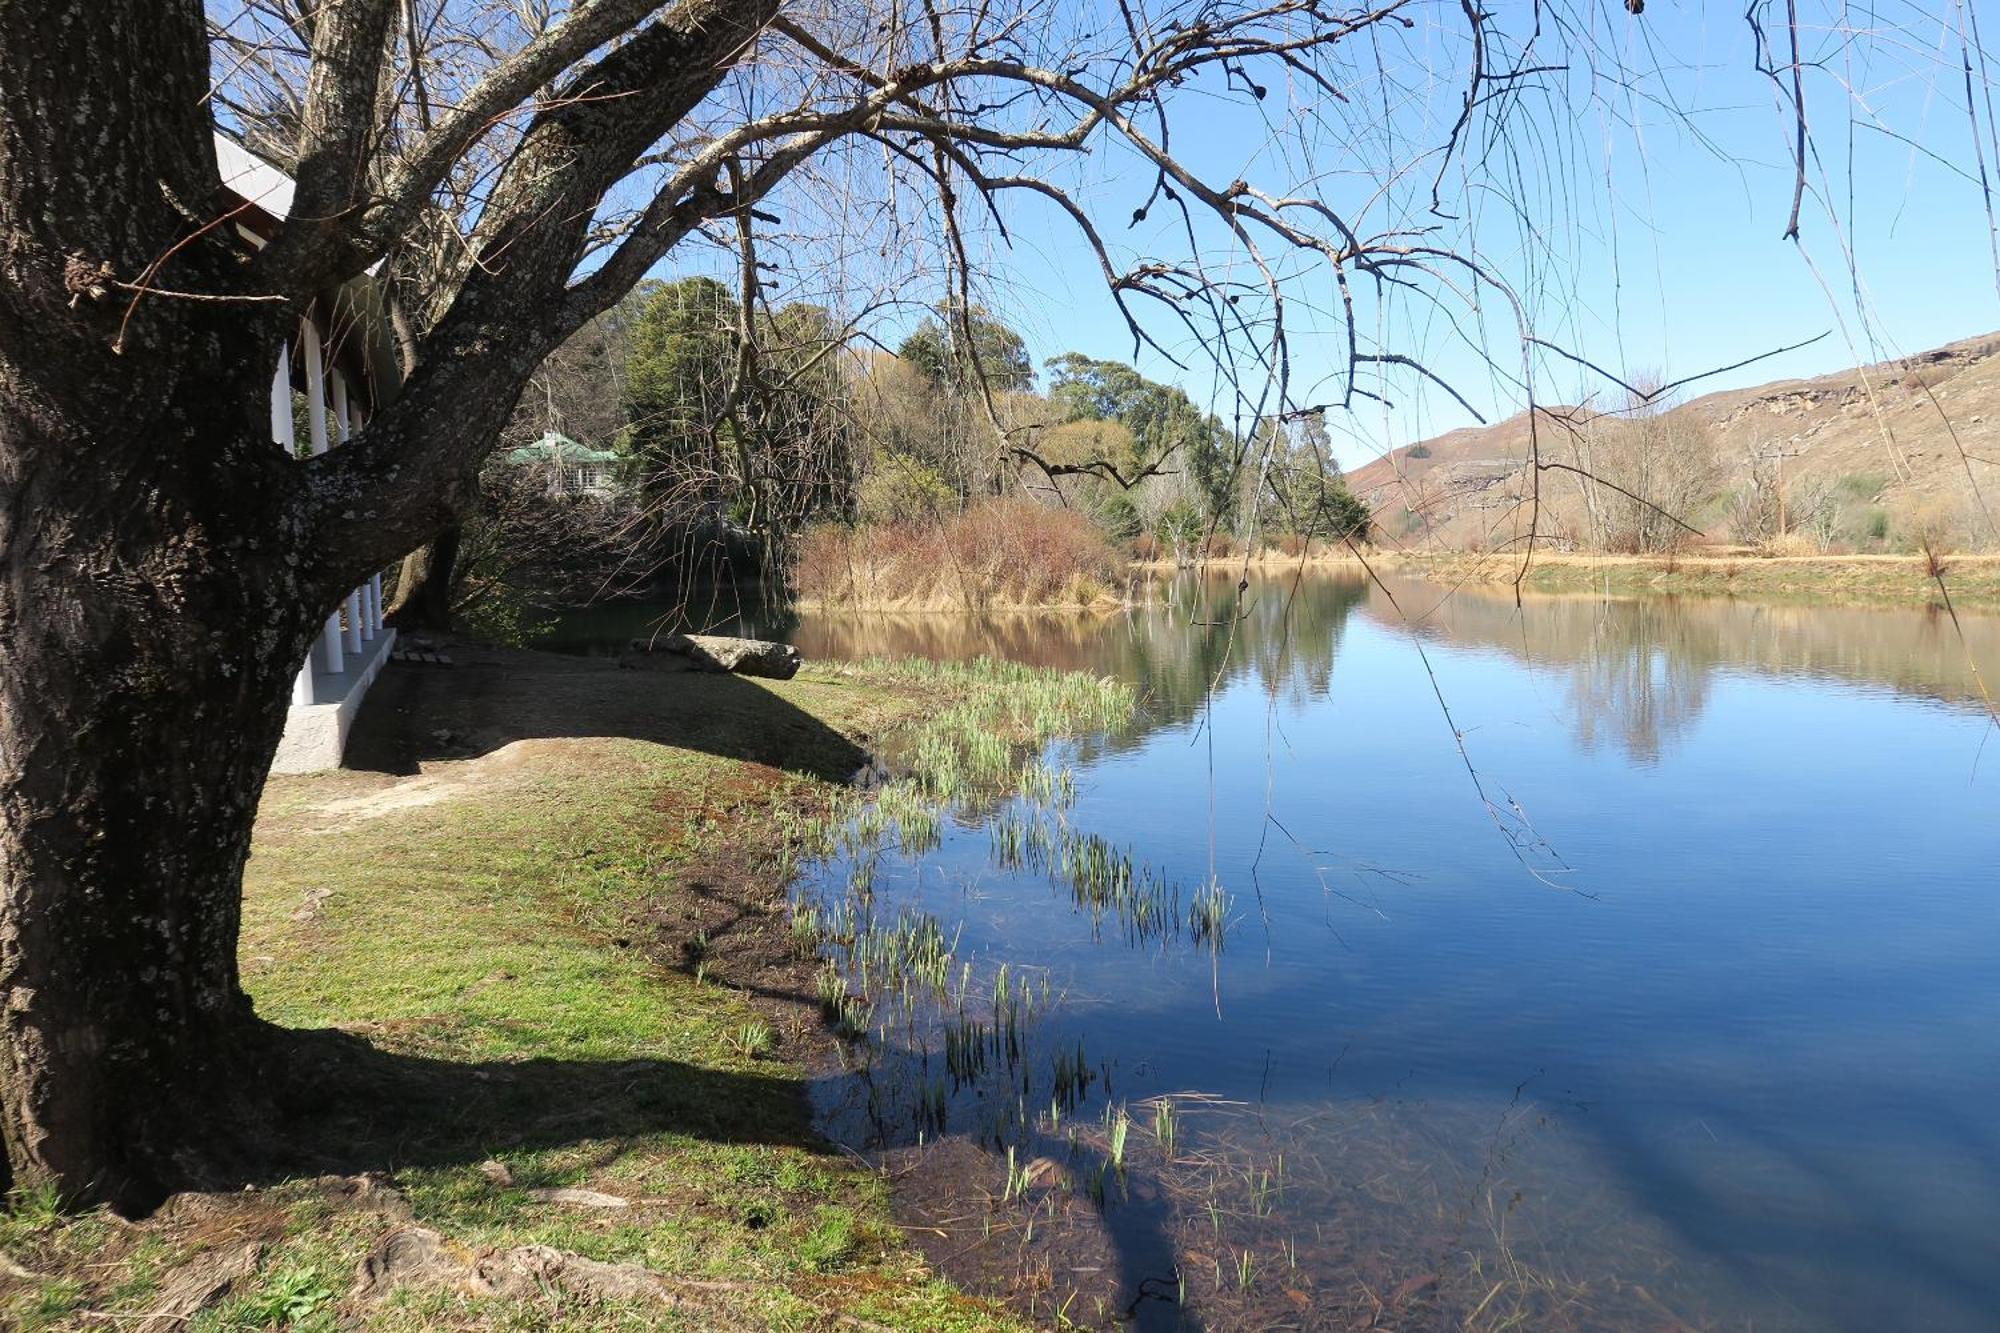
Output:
[1588,392,1722,553]
[1892,495,1976,557]
[1756,531,1821,558]
[1785,473,1843,553]
[792,499,1124,609]
[791,525,858,606]
[1726,457,1782,545]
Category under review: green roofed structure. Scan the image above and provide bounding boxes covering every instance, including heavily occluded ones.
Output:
[504,431,622,497]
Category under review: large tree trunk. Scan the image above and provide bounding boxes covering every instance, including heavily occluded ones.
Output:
[0,582,312,1212]
[0,0,310,1210]
[388,525,462,631]
[0,336,328,1209]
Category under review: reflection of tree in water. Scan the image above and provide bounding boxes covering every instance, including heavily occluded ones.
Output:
[1559,601,1718,764]
[793,569,2000,763]
[791,570,1370,747]
[1345,581,1716,761]
[1238,571,1369,708]
[1361,587,1720,761]
[1360,576,2000,763]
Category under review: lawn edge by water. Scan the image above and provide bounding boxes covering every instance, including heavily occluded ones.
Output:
[0,652,1128,1332]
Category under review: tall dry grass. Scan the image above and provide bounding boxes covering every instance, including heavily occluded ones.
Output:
[794,498,1127,610]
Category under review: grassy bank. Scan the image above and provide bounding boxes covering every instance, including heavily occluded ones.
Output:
[1133,544,2000,612]
[1371,549,2000,610]
[0,648,1125,1332]
[1131,546,1368,574]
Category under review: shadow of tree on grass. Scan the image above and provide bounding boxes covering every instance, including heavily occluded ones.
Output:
[343,644,870,783]
[252,1023,823,1184]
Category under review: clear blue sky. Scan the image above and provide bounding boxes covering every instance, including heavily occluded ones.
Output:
[936,2,2000,470]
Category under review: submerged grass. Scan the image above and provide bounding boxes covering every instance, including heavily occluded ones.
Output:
[777,642,1269,1319]
[988,810,1224,953]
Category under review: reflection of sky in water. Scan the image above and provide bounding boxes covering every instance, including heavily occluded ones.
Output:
[1084,618,1998,1326]
[599,575,2000,1329]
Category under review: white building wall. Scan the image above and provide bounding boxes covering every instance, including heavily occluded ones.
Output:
[272,316,397,772]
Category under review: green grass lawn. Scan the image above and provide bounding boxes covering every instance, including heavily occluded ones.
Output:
[0,652,1123,1332]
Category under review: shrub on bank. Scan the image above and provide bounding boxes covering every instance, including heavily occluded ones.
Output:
[857,450,956,526]
[1754,531,1821,558]
[794,498,1127,609]
[1891,495,1985,556]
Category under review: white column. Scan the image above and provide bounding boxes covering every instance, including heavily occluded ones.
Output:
[271,339,293,456]
[332,372,349,444]
[304,320,343,676]
[305,322,330,452]
[331,373,366,654]
[275,339,316,706]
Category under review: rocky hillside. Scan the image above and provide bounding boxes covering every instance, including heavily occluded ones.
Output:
[1348,331,2000,551]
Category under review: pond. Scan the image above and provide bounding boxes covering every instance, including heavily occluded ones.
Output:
[567,573,2000,1330]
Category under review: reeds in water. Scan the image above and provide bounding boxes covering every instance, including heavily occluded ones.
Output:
[1189,879,1232,951]
[1050,1038,1094,1115]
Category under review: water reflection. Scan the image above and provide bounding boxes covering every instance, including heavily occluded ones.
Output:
[783,572,1999,764]
[792,572,1369,744]
[766,574,2000,1331]
[1365,583,1998,761]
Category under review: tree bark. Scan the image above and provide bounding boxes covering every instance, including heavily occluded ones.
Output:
[0,570,314,1212]
[388,525,462,631]
[0,320,328,1209]
[0,0,325,1209]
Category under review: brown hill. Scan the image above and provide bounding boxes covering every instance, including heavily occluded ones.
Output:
[1347,331,2000,551]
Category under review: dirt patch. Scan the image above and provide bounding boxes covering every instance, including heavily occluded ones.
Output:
[136,1238,264,1333]
[629,826,838,1058]
[308,772,465,824]
[304,739,623,830]
[352,1223,755,1314]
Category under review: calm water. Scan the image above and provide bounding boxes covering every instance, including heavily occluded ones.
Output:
[574,575,2000,1329]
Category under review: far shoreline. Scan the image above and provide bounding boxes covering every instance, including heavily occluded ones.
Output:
[1120,547,2000,613]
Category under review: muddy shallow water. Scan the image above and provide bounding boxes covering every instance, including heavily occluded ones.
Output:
[571,572,2000,1329]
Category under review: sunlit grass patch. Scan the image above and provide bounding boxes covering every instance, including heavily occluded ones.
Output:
[1,655,1130,1331]
[5,661,1038,1333]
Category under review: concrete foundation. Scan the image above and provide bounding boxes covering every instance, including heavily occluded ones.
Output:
[272,627,397,774]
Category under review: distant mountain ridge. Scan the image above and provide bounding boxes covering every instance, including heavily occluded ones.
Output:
[1346,331,2000,547]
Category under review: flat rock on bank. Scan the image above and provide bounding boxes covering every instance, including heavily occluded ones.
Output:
[620,632,802,679]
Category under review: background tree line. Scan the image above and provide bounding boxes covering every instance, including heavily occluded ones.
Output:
[459,288,1372,629]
